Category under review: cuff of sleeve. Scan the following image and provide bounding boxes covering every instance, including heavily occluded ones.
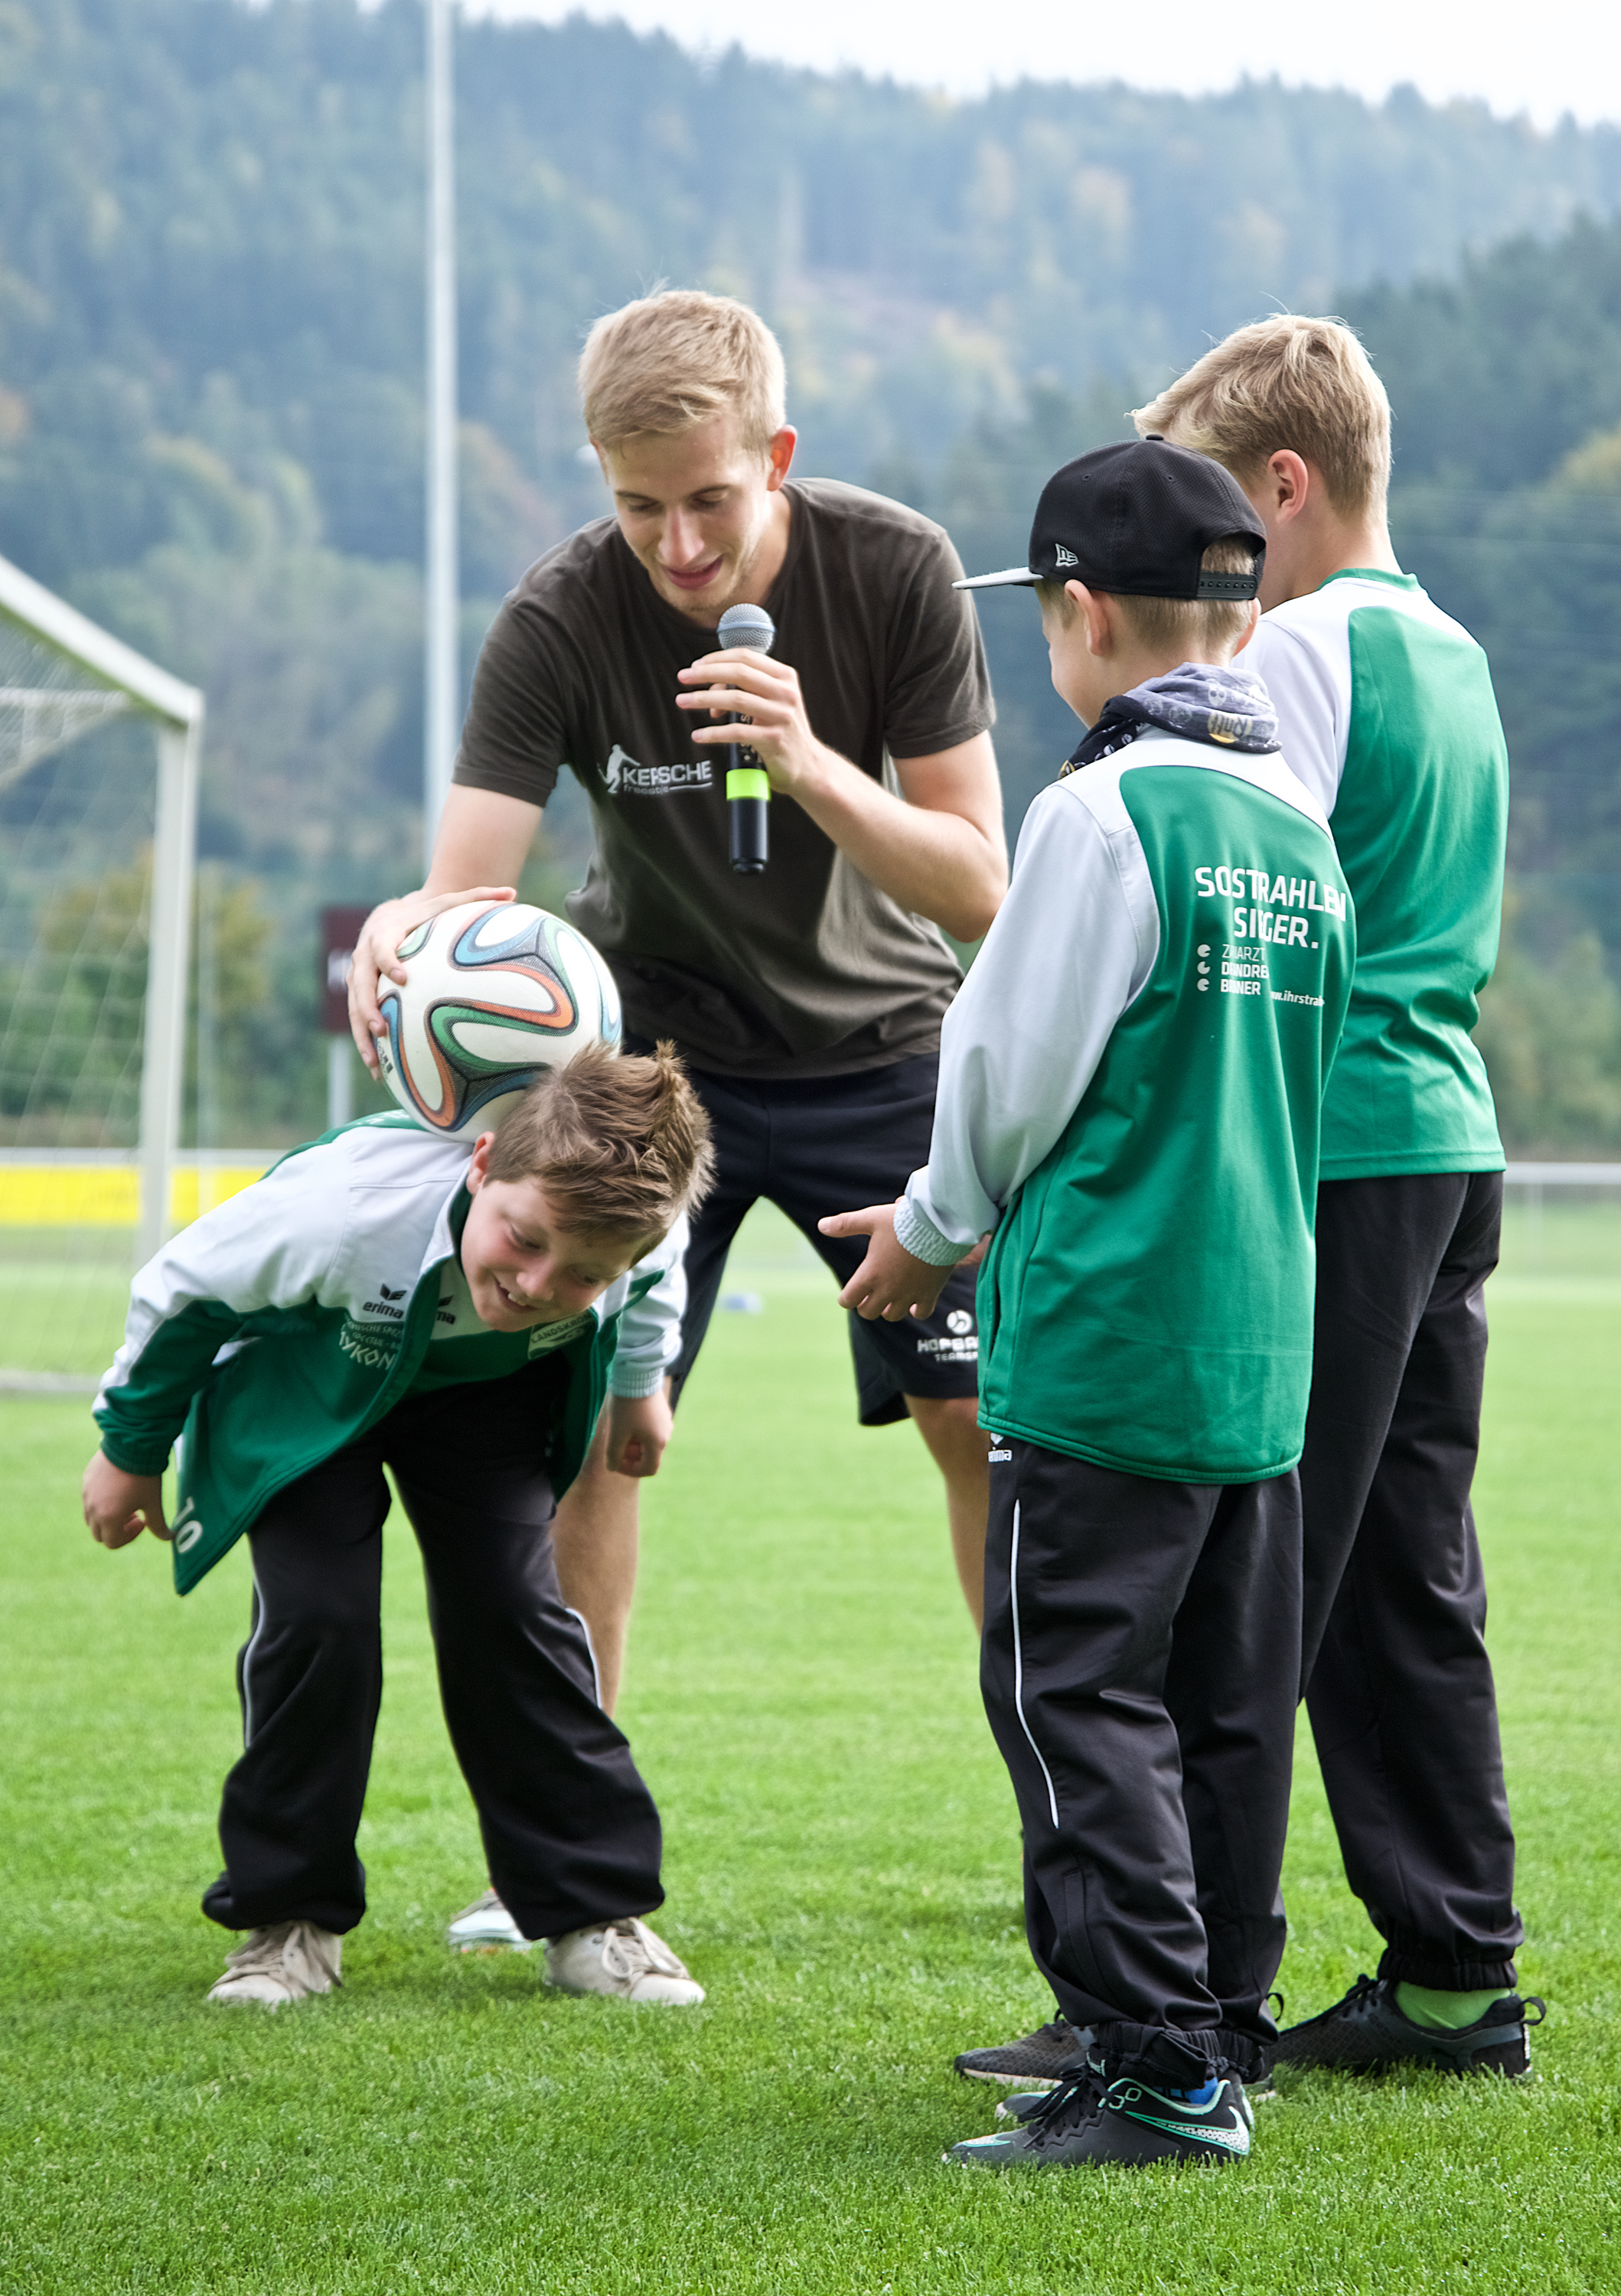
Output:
[894,1195,972,1267]
[608,1362,667,1400]
[96,1428,174,1477]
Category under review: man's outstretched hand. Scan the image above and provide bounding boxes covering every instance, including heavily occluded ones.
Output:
[820,1202,961,1322]
[83,1450,169,1548]
[346,886,517,1073]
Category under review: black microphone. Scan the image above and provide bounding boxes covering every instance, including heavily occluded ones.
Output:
[716,602,776,874]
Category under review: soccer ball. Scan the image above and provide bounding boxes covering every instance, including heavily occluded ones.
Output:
[375,901,621,1139]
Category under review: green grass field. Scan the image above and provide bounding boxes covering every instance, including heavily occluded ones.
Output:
[2,1212,1617,2294]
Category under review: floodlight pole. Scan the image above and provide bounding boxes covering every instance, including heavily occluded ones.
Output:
[423,0,459,875]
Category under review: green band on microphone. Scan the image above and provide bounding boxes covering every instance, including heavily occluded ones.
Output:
[726,767,770,802]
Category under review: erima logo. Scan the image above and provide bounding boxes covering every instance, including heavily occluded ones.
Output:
[1053,544,1078,568]
[379,1283,406,1300]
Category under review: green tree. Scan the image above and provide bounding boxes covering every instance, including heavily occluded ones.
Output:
[1478,915,1621,1156]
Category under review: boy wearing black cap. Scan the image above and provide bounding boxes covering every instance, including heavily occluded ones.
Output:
[824,439,1355,2168]
[1133,320,1532,2079]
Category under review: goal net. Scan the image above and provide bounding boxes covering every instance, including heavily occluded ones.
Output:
[0,553,202,1390]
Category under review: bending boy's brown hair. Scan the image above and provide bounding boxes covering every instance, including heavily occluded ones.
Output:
[1132,315,1391,521]
[488,1041,715,1242]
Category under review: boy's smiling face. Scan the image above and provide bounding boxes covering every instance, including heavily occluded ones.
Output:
[459,1136,654,1332]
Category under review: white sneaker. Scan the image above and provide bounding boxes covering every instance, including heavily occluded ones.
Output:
[544,1916,704,2005]
[207,1920,343,2008]
[446,1887,532,1954]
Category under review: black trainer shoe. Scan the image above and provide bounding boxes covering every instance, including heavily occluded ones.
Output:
[1271,1975,1545,2078]
[954,2014,1088,2086]
[947,2063,1251,2169]
[998,2065,1273,2122]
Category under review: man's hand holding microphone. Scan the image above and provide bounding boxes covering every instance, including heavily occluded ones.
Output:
[677,605,840,875]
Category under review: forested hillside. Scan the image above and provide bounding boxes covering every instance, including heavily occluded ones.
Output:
[2,0,1618,1146]
[5,0,1620,570]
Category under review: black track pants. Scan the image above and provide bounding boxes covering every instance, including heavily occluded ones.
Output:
[1300,1171,1520,1991]
[201,1365,665,1941]
[981,1440,1301,2084]
[621,1036,980,1427]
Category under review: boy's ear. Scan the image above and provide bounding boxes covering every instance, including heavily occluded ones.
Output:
[1072,582,1114,660]
[625,1226,669,1270]
[466,1133,496,1192]
[1264,449,1312,521]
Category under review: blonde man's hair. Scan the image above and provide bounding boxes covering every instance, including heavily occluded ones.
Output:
[1038,537,1260,658]
[486,1040,716,1243]
[579,291,788,455]
[1131,315,1392,520]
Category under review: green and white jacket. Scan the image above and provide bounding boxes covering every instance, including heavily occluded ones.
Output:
[1248,572,1508,1180]
[93,1113,687,1595]
[896,729,1355,1484]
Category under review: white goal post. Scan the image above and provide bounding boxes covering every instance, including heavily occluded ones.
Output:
[0,550,204,1273]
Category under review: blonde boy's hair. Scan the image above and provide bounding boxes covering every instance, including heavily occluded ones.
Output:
[579,291,788,455]
[1131,316,1391,520]
[486,1041,715,1243]
[1039,538,1260,657]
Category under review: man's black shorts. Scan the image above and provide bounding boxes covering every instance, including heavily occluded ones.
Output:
[626,1040,980,1427]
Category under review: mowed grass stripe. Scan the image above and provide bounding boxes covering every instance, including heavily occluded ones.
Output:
[0,1265,1616,2294]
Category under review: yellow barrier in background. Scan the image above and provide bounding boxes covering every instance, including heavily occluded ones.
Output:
[0,1165,269,1225]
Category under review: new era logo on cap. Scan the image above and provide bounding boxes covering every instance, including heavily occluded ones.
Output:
[953,439,1266,602]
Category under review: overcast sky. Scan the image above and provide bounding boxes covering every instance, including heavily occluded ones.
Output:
[468,0,1619,129]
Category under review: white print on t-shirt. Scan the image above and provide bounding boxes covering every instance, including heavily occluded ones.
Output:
[1193,863,1347,918]
[1193,861,1346,952]
[602,743,713,798]
[1192,942,1326,1007]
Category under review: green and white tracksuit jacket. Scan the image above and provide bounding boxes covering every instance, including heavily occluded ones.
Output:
[93,1113,687,1596]
[1247,571,1508,1180]
[895,729,1355,1485]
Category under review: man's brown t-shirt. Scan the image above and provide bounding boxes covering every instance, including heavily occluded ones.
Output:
[454,478,995,1077]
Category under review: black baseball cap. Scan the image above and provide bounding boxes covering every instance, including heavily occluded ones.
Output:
[954,437,1265,600]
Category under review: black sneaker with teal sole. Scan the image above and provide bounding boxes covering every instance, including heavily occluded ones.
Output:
[948,2064,1252,2169]
[1271,1976,1545,2078]
[953,2014,1089,2086]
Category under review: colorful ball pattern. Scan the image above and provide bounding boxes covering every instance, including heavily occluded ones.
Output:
[375,900,622,1139]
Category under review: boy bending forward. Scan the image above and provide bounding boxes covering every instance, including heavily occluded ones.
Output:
[827,440,1354,2167]
[83,1045,714,2010]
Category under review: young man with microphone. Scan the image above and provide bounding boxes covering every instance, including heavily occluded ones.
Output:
[347,293,1006,1950]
